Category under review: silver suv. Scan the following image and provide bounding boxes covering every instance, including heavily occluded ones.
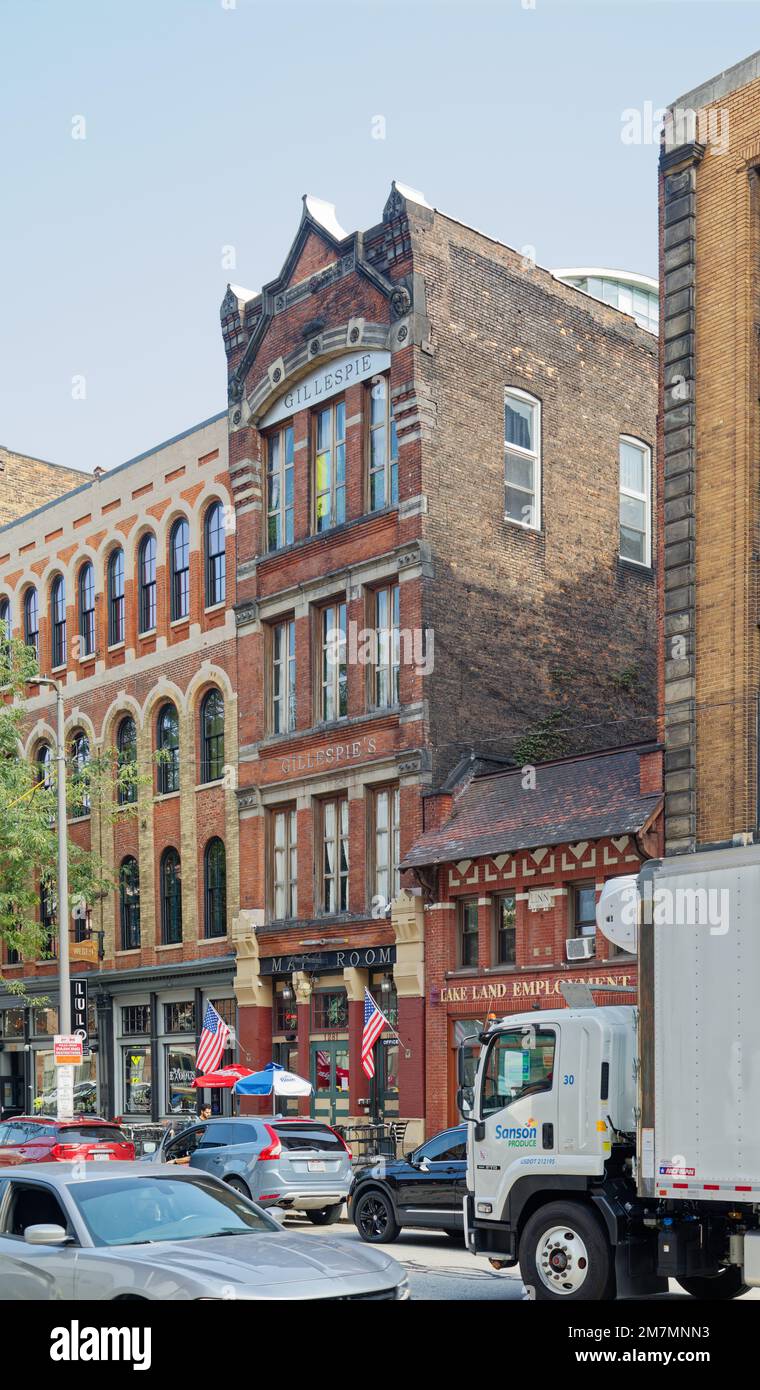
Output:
[155,1117,352,1224]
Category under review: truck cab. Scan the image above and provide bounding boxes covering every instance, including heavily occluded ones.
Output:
[461,1005,639,1298]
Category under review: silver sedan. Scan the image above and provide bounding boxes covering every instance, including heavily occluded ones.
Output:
[0,1163,409,1300]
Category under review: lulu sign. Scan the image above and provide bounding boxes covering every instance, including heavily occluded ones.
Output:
[435,974,635,1005]
[260,350,391,430]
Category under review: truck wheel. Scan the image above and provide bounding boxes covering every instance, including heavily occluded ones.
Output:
[677,1267,749,1300]
[307,1203,343,1225]
[519,1202,613,1301]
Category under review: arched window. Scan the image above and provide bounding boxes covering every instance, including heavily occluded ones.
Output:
[160,847,182,945]
[0,596,10,644]
[51,575,67,668]
[78,563,95,657]
[36,742,53,791]
[200,689,224,783]
[119,856,141,951]
[138,534,157,634]
[157,702,180,795]
[170,519,190,621]
[116,716,137,805]
[108,549,125,646]
[204,838,227,939]
[24,587,39,657]
[70,730,91,817]
[204,502,226,607]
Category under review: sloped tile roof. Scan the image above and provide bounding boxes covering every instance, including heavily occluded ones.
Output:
[402,746,662,868]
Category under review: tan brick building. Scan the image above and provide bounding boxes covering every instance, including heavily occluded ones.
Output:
[0,447,89,527]
[0,416,240,1122]
[660,50,760,850]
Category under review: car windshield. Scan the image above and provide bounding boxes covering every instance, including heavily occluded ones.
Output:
[56,1127,128,1143]
[70,1175,279,1247]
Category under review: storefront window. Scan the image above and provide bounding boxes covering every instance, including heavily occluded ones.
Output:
[273,983,298,1035]
[163,1001,195,1034]
[0,1009,25,1039]
[32,1007,58,1036]
[35,1052,97,1115]
[123,1047,152,1114]
[166,1044,197,1113]
[369,972,398,1028]
[312,990,348,1031]
[121,1005,151,1035]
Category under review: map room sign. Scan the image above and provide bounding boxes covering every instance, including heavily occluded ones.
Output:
[260,351,391,429]
[261,944,396,977]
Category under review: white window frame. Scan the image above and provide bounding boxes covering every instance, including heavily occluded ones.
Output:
[504,388,541,531]
[619,435,651,568]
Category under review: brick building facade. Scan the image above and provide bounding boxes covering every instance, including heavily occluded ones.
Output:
[660,50,760,850]
[224,183,658,1145]
[0,415,240,1122]
[0,446,89,527]
[401,744,663,1135]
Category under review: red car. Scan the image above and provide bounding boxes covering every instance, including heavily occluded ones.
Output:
[0,1116,135,1164]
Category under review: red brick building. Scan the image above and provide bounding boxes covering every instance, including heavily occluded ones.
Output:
[0,415,240,1122]
[223,183,658,1146]
[401,744,663,1135]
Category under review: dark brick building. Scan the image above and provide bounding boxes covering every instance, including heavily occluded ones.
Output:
[224,182,658,1145]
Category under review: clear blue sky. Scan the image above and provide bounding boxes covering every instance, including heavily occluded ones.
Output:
[1,0,757,474]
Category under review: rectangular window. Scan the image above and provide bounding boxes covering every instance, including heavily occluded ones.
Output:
[374,786,400,908]
[372,583,400,708]
[121,1004,151,1035]
[320,797,349,914]
[314,401,346,532]
[496,894,517,966]
[165,1043,197,1115]
[313,989,348,1031]
[267,424,295,552]
[163,1001,196,1034]
[273,983,298,1035]
[460,899,479,968]
[619,437,651,566]
[319,601,347,722]
[271,618,296,734]
[572,883,597,938]
[272,807,298,920]
[504,389,541,529]
[123,1047,151,1115]
[368,376,399,511]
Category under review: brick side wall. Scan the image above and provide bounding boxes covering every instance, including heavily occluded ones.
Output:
[0,448,89,527]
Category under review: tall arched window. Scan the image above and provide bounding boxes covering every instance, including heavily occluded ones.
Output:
[119,856,141,950]
[157,702,180,795]
[204,838,227,939]
[204,502,226,607]
[138,534,157,633]
[160,847,182,945]
[170,518,190,621]
[24,587,39,657]
[0,596,10,644]
[36,742,53,791]
[200,689,224,783]
[78,563,95,657]
[108,548,125,646]
[116,716,137,805]
[70,729,91,817]
[50,575,67,668]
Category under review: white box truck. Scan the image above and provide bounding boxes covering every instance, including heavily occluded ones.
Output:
[459,842,760,1299]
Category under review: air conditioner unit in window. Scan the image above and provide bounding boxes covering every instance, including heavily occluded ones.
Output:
[566,936,595,961]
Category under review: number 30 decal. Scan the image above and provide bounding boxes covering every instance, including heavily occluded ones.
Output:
[563,1074,575,1085]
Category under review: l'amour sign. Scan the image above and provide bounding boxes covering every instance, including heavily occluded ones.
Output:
[260,351,391,429]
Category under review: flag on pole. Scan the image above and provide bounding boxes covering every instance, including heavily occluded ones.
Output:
[196,1002,231,1076]
[361,989,393,1079]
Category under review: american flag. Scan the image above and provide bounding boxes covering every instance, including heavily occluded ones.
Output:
[196,1003,230,1075]
[361,989,393,1079]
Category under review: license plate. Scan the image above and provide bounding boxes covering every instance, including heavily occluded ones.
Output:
[308,1160,326,1172]
[92,1152,111,1161]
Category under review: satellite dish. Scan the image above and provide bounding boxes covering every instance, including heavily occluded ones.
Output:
[596,875,639,954]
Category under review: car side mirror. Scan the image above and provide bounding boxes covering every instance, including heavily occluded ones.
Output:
[418,1157,430,1172]
[24,1224,70,1246]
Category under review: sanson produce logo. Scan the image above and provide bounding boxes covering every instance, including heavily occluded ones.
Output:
[494,1117,538,1148]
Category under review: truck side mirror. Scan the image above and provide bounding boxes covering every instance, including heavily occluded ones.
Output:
[457,1085,475,1119]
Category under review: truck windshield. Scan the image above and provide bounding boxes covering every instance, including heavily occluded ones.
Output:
[481,1029,556,1116]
